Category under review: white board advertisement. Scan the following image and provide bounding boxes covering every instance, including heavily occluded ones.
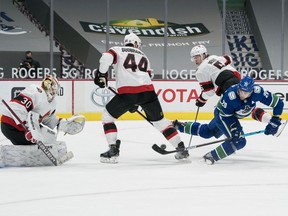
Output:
[1,80,288,116]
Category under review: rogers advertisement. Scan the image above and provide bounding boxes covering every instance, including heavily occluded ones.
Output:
[0,80,287,118]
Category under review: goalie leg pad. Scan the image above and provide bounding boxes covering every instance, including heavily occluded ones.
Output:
[2,141,68,167]
[57,141,68,158]
[40,126,57,144]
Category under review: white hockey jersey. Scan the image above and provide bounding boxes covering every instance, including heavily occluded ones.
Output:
[99,46,154,94]
[195,54,239,100]
[1,84,59,131]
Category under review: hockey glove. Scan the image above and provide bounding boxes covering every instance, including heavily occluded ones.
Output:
[25,131,37,143]
[195,94,207,107]
[265,116,281,136]
[230,123,245,146]
[58,114,86,135]
[94,69,108,88]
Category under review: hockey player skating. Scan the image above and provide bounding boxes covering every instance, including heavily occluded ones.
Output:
[174,76,287,165]
[190,45,273,129]
[0,75,85,167]
[94,32,189,163]
[190,44,241,107]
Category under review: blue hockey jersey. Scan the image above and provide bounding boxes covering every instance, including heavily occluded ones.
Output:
[216,84,284,119]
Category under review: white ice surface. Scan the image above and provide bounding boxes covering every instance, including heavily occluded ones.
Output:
[0,120,287,216]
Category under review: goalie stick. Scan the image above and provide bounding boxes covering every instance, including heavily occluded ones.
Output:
[1,99,74,166]
[152,129,265,155]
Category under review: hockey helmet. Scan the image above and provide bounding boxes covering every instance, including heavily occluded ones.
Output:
[41,75,60,102]
[238,76,254,93]
[124,33,141,48]
[190,45,207,57]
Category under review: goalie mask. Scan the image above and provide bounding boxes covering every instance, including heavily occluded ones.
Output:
[41,75,60,103]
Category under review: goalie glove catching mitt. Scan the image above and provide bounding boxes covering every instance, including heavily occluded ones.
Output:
[58,114,86,135]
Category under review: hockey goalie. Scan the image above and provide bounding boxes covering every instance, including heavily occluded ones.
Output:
[0,75,85,167]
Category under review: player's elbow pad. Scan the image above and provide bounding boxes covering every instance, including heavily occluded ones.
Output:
[99,53,114,73]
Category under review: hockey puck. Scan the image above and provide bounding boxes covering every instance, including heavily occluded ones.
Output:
[160,144,166,150]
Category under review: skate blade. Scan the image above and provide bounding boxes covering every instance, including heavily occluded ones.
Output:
[174,152,190,160]
[175,155,190,160]
[100,156,119,164]
[199,157,214,165]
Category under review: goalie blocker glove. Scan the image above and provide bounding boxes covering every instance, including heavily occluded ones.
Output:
[25,131,37,143]
[94,69,108,88]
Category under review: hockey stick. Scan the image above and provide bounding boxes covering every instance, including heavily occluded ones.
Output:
[188,106,199,148]
[1,99,73,166]
[107,86,154,126]
[152,129,265,155]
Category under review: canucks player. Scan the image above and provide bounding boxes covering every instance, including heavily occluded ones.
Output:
[174,76,286,165]
[190,45,272,125]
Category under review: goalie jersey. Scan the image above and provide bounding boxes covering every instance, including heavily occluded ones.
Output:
[1,84,59,131]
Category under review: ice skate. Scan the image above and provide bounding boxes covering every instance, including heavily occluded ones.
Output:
[274,120,287,137]
[174,142,189,160]
[201,152,215,165]
[100,140,121,164]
